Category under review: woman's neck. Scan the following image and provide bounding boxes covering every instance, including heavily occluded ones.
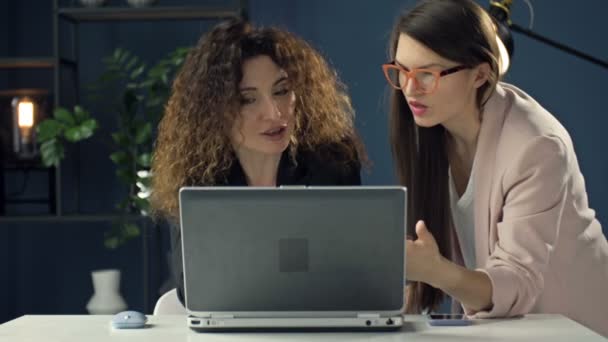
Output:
[443,106,481,171]
[236,149,282,186]
[443,107,481,196]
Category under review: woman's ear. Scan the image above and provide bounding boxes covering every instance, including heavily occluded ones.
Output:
[473,62,491,89]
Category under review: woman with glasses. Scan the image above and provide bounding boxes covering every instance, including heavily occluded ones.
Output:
[383,0,608,335]
[151,19,366,306]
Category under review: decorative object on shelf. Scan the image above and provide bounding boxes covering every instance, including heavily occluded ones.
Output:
[0,89,55,215]
[11,94,47,160]
[36,105,99,167]
[78,0,107,7]
[126,0,157,8]
[86,269,128,314]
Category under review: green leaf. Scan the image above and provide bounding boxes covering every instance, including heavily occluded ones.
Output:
[116,168,136,184]
[136,152,152,168]
[146,96,165,108]
[79,119,98,139]
[112,48,122,61]
[111,132,130,147]
[117,48,129,65]
[36,119,63,142]
[104,236,120,249]
[130,65,145,79]
[73,105,88,123]
[123,222,141,237]
[135,122,152,144]
[125,55,139,71]
[139,79,154,88]
[148,66,164,79]
[40,139,64,167]
[109,151,129,164]
[133,196,149,207]
[64,127,83,142]
[136,175,152,188]
[175,56,185,65]
[54,107,75,126]
[126,82,139,90]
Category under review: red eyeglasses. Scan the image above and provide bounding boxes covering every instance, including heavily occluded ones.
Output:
[382,62,470,94]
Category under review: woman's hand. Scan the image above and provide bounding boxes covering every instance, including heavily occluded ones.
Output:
[406,220,494,312]
[406,220,445,285]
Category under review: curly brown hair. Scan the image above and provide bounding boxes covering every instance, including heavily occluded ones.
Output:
[151,19,366,220]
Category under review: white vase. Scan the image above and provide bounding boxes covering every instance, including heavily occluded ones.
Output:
[86,269,128,314]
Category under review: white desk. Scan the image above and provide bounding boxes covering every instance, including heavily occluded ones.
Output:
[0,314,604,341]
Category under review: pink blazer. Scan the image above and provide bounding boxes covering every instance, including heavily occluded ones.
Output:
[456,83,608,336]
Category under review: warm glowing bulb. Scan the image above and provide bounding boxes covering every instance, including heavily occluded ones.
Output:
[18,101,34,128]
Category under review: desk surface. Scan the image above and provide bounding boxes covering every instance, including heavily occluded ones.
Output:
[0,314,604,341]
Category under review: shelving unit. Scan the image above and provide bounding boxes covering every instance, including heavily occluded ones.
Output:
[0,58,56,69]
[1,0,249,313]
[58,6,242,22]
[0,57,77,69]
[49,0,247,218]
[1,0,247,219]
[0,213,143,223]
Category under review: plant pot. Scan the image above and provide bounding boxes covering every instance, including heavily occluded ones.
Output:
[86,269,128,314]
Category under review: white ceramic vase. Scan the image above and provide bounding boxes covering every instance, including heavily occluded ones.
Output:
[86,269,128,314]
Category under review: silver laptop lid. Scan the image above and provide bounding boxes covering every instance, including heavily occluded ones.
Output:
[179,186,407,318]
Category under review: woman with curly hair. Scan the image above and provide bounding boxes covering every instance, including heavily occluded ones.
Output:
[150,19,366,306]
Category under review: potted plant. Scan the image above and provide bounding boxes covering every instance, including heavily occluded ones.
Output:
[37,47,188,314]
[92,47,189,248]
[37,46,189,248]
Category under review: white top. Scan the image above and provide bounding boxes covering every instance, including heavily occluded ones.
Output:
[0,314,604,341]
[449,166,476,269]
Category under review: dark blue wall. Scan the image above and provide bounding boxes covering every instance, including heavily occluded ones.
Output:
[497,1,608,229]
[1,0,607,323]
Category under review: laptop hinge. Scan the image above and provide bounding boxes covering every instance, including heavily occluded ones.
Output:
[357,313,381,319]
[211,314,234,319]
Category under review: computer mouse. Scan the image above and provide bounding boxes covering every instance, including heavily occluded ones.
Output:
[111,310,148,329]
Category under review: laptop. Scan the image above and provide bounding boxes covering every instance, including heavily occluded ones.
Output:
[179,186,407,331]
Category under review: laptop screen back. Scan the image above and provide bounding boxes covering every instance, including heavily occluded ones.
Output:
[179,187,406,313]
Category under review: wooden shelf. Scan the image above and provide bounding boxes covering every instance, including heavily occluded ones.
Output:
[0,88,50,97]
[0,57,77,69]
[58,6,241,22]
[5,198,51,204]
[0,58,55,69]
[0,214,146,223]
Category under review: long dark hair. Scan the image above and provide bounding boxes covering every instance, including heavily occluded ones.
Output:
[388,0,501,313]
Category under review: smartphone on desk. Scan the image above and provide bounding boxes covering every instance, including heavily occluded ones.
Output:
[427,314,472,326]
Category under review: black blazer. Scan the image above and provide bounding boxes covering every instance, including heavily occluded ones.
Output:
[170,144,362,305]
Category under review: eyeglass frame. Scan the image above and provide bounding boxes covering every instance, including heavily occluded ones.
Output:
[382,61,470,94]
